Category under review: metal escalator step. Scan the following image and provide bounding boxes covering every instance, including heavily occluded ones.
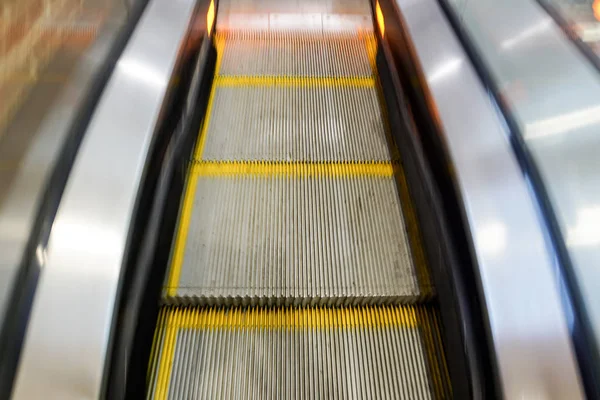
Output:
[217,0,373,16]
[198,83,392,162]
[216,32,376,77]
[163,162,432,305]
[147,305,451,400]
[216,0,373,33]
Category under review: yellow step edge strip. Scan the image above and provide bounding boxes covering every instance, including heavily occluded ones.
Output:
[156,305,417,330]
[214,75,375,87]
[150,305,426,396]
[190,160,395,177]
[192,83,217,161]
[214,31,377,40]
[165,170,199,296]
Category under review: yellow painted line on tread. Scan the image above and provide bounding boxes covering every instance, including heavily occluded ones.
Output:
[165,171,199,297]
[192,83,218,160]
[214,75,375,88]
[147,309,166,384]
[214,34,225,73]
[154,308,180,399]
[190,161,395,178]
[392,163,433,297]
[192,35,224,161]
[155,306,417,330]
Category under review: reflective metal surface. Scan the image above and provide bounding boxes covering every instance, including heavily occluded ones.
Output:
[540,0,600,57]
[11,0,197,397]
[395,0,584,398]
[0,0,126,340]
[448,0,600,380]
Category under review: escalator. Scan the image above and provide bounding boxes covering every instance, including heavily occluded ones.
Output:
[6,0,589,398]
[144,1,452,398]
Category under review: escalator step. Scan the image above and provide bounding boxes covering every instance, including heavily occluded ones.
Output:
[216,0,373,33]
[217,0,373,17]
[197,83,393,163]
[164,162,431,305]
[147,305,451,399]
[216,32,376,78]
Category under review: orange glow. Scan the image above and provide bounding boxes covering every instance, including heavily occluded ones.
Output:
[376,1,385,37]
[594,0,600,21]
[207,0,215,35]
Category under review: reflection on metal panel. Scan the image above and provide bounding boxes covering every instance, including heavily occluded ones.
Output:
[447,0,600,383]
[0,0,125,342]
[395,0,584,398]
[11,0,196,398]
[540,0,600,57]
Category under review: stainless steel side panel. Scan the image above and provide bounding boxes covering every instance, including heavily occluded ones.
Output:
[11,0,197,398]
[450,0,600,365]
[394,0,584,398]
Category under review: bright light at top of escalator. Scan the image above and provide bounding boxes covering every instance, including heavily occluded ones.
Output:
[376,1,385,37]
[594,0,600,21]
[207,0,215,34]
[567,206,600,247]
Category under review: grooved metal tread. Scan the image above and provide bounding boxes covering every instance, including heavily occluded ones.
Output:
[216,32,376,77]
[148,305,451,400]
[199,83,393,163]
[164,163,431,305]
[216,0,373,33]
[217,0,372,15]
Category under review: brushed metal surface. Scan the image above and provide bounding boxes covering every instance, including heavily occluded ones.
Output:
[169,172,423,304]
[449,0,600,365]
[200,84,392,162]
[217,32,375,77]
[0,0,124,342]
[11,0,197,398]
[396,0,584,398]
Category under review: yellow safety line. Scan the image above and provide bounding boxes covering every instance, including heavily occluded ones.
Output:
[393,163,433,297]
[363,33,378,74]
[192,84,218,161]
[154,308,180,399]
[214,75,375,87]
[191,35,224,161]
[165,171,199,296]
[214,34,225,73]
[154,306,418,330]
[190,161,395,178]
[147,309,166,384]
